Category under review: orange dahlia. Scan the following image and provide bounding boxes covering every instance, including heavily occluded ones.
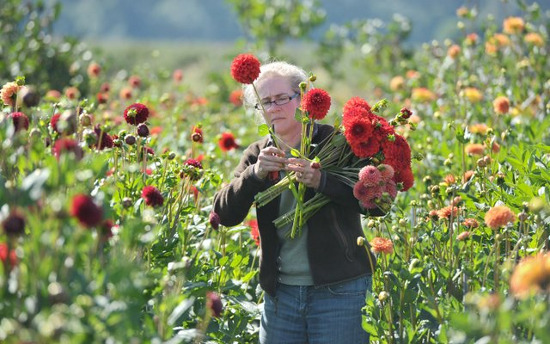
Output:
[493,96,510,115]
[510,252,550,298]
[370,237,394,254]
[484,205,516,230]
[465,143,485,156]
[503,17,525,34]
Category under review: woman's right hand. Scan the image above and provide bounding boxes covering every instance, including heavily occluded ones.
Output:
[255,147,287,179]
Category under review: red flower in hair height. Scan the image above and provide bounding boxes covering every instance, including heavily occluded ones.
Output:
[301,88,331,120]
[218,132,239,152]
[71,194,103,228]
[230,54,261,84]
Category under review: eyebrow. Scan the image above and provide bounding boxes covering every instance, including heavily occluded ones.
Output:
[260,93,291,101]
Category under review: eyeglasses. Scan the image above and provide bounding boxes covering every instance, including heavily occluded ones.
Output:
[254,93,299,110]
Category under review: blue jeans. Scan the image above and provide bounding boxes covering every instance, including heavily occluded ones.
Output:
[260,275,372,344]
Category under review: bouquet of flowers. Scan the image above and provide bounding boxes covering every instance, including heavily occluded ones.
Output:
[230,53,415,238]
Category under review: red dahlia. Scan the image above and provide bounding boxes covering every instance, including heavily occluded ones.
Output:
[343,117,374,146]
[71,194,103,228]
[218,132,239,152]
[2,209,26,236]
[301,88,331,120]
[123,103,149,125]
[343,97,372,115]
[8,112,29,132]
[142,186,164,207]
[230,54,261,84]
[185,158,203,169]
[53,138,84,160]
[0,243,17,268]
[209,212,221,230]
[94,125,114,150]
[50,113,62,133]
[206,291,223,318]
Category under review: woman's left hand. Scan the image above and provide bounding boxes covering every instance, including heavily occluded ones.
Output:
[286,158,321,189]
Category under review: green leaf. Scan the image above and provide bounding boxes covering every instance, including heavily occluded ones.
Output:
[258,124,270,136]
[290,148,301,157]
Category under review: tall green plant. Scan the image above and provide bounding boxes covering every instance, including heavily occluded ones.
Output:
[226,0,326,56]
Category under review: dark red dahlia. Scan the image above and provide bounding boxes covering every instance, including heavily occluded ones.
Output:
[230,54,261,84]
[185,158,203,169]
[218,132,238,152]
[400,107,412,119]
[209,211,220,230]
[206,291,223,318]
[2,209,25,236]
[396,167,414,191]
[70,194,103,228]
[94,125,114,150]
[96,92,109,104]
[8,112,29,132]
[123,103,149,125]
[53,138,84,160]
[142,186,164,207]
[301,88,331,120]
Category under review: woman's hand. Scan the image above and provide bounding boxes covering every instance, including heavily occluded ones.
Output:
[255,147,287,180]
[286,158,321,189]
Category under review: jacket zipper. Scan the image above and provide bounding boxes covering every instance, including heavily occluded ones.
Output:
[330,208,353,262]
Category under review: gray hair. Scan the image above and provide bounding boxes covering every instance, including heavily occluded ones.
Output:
[242,61,308,110]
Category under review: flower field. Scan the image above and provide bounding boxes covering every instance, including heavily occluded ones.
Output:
[1,1,550,343]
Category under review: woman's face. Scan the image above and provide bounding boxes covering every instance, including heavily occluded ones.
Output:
[256,75,301,141]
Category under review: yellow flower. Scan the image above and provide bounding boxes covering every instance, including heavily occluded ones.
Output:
[524,32,545,47]
[469,123,488,135]
[411,87,435,103]
[390,76,405,91]
[503,16,525,34]
[510,253,550,299]
[462,87,483,103]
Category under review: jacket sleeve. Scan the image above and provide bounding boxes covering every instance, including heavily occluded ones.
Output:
[212,142,271,227]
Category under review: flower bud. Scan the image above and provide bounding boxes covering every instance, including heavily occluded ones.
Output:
[83,128,98,146]
[125,135,136,145]
[209,212,220,230]
[378,291,390,302]
[137,123,149,137]
[122,197,133,208]
[168,152,176,160]
[477,158,486,168]
[191,132,202,143]
[399,219,407,227]
[357,237,365,246]
[299,82,307,90]
[309,75,317,82]
[79,113,93,127]
[518,212,528,222]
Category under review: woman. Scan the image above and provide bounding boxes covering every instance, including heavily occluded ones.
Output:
[213,61,381,344]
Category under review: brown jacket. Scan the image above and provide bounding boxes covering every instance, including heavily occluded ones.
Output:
[213,124,380,296]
